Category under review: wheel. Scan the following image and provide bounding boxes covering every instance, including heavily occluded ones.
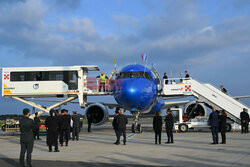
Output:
[226,123,231,132]
[1,124,6,131]
[137,124,142,133]
[131,124,135,133]
[179,124,188,132]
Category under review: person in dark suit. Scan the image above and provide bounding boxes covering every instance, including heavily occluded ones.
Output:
[72,111,80,141]
[220,85,227,94]
[164,109,174,144]
[219,110,227,144]
[33,112,41,140]
[19,108,34,167]
[163,73,168,85]
[59,109,71,146]
[209,107,219,144]
[185,71,190,79]
[240,108,249,133]
[112,108,120,144]
[153,111,162,144]
[116,109,128,145]
[45,110,60,152]
[87,113,93,132]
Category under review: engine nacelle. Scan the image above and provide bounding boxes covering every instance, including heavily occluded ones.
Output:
[184,101,207,119]
[85,103,109,126]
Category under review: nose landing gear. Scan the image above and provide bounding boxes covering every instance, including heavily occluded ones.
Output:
[131,111,142,133]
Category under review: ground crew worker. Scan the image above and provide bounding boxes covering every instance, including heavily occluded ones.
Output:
[153,111,162,144]
[209,107,219,144]
[33,112,41,140]
[116,109,128,145]
[220,85,227,94]
[113,108,120,144]
[72,111,80,141]
[240,108,249,133]
[96,72,108,92]
[163,73,168,84]
[59,109,71,146]
[219,110,227,144]
[87,113,93,132]
[164,109,174,144]
[19,108,34,167]
[45,110,60,152]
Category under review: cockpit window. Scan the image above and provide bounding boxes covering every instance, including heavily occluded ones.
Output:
[117,72,153,81]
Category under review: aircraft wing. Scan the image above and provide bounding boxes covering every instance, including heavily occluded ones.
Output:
[233,96,250,100]
[161,100,190,109]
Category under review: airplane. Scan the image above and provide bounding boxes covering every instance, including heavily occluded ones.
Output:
[2,63,249,133]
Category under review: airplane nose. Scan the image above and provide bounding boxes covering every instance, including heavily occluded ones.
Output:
[114,79,156,110]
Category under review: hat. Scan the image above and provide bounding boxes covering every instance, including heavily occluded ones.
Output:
[23,108,30,112]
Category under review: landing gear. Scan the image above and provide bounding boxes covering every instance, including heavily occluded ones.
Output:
[131,111,142,133]
[131,123,142,133]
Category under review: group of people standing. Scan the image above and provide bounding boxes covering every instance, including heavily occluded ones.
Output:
[19,108,81,167]
[153,109,174,144]
[45,109,81,152]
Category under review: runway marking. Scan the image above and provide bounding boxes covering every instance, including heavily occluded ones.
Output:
[127,133,136,140]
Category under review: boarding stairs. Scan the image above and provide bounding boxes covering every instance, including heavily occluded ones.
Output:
[161,78,249,123]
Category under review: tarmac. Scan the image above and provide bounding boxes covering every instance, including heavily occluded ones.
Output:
[0,125,250,167]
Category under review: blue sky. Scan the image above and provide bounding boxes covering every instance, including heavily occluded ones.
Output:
[0,0,250,114]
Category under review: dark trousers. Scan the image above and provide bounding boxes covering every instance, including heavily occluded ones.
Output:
[20,141,34,167]
[33,127,40,139]
[47,131,58,151]
[73,127,79,140]
[221,130,226,143]
[247,122,249,132]
[60,129,69,145]
[241,122,248,133]
[88,122,92,132]
[114,129,119,142]
[211,126,218,143]
[99,83,105,92]
[166,128,173,142]
[154,130,162,144]
[117,129,126,144]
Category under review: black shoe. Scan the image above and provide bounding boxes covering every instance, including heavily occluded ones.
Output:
[115,142,120,145]
[220,142,226,144]
[49,150,52,152]
[210,142,217,144]
[61,144,63,146]
[54,150,60,152]
[171,141,174,144]
[66,144,68,146]
[123,143,126,145]
[165,142,170,144]
[155,142,157,144]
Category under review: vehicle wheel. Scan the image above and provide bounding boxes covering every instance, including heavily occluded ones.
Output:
[179,124,188,132]
[226,123,231,132]
[1,125,5,131]
[137,124,142,133]
[132,124,135,133]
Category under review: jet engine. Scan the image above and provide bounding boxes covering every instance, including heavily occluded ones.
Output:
[85,103,109,126]
[184,101,206,119]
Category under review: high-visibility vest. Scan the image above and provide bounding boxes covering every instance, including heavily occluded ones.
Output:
[100,74,106,83]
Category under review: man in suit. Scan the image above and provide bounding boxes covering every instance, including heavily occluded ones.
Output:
[19,108,34,167]
[153,111,162,144]
[209,107,219,144]
[112,107,120,144]
[240,108,249,133]
[33,112,41,140]
[45,110,60,152]
[116,109,128,145]
[59,109,71,146]
[72,111,81,141]
[165,109,174,144]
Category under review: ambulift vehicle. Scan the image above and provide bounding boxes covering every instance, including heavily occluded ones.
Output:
[171,108,234,132]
